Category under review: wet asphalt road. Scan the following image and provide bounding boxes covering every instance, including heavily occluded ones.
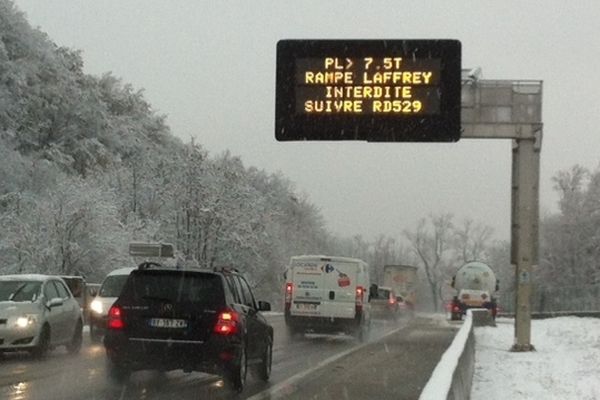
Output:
[0,314,418,400]
[273,316,459,400]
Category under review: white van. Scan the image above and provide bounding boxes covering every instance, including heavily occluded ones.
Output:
[284,255,371,341]
[88,267,135,342]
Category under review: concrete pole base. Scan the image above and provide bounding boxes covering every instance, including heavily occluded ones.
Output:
[510,343,536,352]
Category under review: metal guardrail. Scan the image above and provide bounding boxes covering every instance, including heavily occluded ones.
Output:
[419,310,477,400]
[498,310,600,319]
[499,285,600,314]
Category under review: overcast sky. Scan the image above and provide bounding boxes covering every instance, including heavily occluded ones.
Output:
[14,0,600,241]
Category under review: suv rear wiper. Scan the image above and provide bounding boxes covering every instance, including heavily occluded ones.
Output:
[141,295,173,303]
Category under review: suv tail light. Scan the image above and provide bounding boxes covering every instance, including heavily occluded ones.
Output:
[214,309,239,335]
[355,286,364,312]
[388,295,396,305]
[107,306,125,330]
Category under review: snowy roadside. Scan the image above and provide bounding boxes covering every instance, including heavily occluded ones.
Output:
[262,311,284,317]
[472,317,600,400]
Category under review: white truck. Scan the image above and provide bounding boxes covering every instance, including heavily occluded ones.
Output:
[284,255,371,341]
[382,264,418,313]
[450,261,499,320]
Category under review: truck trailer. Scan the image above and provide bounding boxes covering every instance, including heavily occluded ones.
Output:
[382,265,418,313]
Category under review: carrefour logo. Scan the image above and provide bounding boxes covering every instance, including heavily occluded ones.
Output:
[322,264,335,273]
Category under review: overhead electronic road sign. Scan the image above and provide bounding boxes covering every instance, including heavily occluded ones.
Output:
[129,242,175,258]
[276,39,462,142]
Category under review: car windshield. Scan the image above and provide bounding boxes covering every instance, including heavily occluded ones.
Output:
[99,275,130,298]
[61,277,84,298]
[0,281,42,302]
[2,1,598,399]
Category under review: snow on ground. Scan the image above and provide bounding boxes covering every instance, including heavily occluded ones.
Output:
[472,317,600,400]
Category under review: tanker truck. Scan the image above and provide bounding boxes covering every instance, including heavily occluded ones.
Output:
[450,261,499,320]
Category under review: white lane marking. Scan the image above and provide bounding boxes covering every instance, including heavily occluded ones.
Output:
[247,324,405,400]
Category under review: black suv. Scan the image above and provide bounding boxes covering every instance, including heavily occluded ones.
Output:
[103,263,273,392]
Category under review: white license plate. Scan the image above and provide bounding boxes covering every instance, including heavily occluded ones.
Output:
[148,318,188,329]
[296,303,318,310]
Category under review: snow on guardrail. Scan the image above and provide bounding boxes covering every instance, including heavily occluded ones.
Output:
[419,309,474,400]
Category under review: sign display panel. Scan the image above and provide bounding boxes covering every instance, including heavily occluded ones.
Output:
[276,40,461,142]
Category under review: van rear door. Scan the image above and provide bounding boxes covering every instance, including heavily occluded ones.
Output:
[319,260,357,319]
[290,258,358,319]
[289,260,324,317]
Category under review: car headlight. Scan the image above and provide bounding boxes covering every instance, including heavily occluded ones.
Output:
[15,315,37,328]
[90,299,103,314]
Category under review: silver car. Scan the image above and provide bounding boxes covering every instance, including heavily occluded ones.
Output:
[0,274,83,357]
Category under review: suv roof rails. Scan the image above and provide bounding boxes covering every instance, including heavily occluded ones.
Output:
[137,261,210,272]
[213,266,240,274]
[137,261,164,270]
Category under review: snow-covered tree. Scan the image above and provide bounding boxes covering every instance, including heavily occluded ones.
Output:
[539,165,600,288]
[405,214,455,311]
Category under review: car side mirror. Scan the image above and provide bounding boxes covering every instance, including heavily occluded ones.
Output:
[46,297,63,309]
[369,284,378,301]
[258,301,271,312]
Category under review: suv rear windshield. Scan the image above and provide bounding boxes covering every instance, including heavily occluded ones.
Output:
[377,289,391,299]
[99,275,130,297]
[120,270,225,307]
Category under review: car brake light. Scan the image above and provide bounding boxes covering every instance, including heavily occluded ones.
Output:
[214,310,239,335]
[107,306,125,330]
[388,296,396,305]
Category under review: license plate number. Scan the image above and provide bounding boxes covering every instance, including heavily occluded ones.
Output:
[296,303,317,310]
[148,318,188,329]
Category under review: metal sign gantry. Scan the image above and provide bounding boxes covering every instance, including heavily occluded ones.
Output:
[461,70,542,351]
